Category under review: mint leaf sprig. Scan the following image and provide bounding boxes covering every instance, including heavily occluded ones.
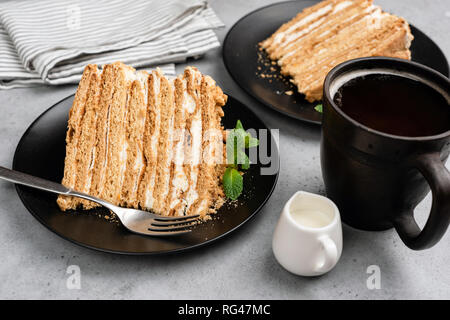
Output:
[223,120,259,200]
[223,167,243,201]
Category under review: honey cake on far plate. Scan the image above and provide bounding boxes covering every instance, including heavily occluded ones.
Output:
[260,0,414,102]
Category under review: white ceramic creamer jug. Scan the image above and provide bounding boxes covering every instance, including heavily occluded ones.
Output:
[272,191,343,276]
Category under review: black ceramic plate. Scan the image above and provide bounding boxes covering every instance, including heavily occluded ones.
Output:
[13,94,279,255]
[223,0,450,124]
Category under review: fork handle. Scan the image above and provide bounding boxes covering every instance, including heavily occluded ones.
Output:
[0,166,112,209]
[0,166,71,195]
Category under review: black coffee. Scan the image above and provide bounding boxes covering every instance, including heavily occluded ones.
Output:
[333,73,450,137]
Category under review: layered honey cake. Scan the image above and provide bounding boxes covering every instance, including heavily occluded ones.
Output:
[260,0,414,102]
[57,62,227,218]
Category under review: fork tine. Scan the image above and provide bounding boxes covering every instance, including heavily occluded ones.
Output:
[144,229,192,236]
[153,214,200,221]
[151,217,199,227]
[148,222,197,232]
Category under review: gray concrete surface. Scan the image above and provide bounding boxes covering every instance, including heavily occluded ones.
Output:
[0,0,449,300]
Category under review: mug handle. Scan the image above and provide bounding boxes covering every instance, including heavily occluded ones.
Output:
[314,235,338,273]
[393,152,450,250]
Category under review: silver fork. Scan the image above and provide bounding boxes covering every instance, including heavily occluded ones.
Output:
[0,166,199,236]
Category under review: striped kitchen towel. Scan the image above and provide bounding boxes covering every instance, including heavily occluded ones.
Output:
[0,0,223,89]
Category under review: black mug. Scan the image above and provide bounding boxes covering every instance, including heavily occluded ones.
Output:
[321,57,450,250]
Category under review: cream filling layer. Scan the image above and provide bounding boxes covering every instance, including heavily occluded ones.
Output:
[185,113,202,209]
[277,1,358,49]
[183,69,203,212]
[282,17,326,50]
[273,4,333,45]
[169,79,190,211]
[279,5,381,64]
[333,0,352,13]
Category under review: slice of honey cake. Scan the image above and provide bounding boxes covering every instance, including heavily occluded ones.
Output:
[260,0,414,102]
[57,62,227,219]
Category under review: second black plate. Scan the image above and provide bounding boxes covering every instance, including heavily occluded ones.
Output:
[223,0,450,124]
